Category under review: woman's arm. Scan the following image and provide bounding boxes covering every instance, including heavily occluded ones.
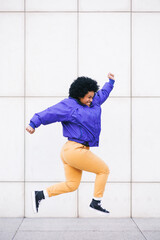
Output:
[26,99,72,134]
[93,72,115,105]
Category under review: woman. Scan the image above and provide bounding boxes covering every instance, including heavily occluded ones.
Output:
[26,73,115,215]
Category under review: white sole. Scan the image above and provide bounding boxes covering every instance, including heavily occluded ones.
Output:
[89,206,110,216]
[32,191,37,214]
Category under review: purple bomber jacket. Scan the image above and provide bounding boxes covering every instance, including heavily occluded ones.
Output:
[29,79,115,147]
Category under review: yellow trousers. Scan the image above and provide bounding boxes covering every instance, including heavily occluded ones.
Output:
[47,141,110,198]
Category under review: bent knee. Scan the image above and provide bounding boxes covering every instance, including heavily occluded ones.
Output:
[102,164,110,175]
[66,181,80,192]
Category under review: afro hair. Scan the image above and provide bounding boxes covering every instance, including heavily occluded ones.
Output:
[69,76,99,99]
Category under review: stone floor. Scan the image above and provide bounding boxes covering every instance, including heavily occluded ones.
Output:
[0,218,160,240]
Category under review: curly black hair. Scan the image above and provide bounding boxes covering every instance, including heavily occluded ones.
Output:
[69,76,99,99]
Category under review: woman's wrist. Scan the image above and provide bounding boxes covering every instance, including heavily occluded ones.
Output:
[29,121,36,129]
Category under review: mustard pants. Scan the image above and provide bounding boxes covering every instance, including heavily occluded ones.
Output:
[47,141,110,198]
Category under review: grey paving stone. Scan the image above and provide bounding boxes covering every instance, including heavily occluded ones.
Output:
[0,232,15,240]
[143,231,160,240]
[0,218,23,231]
[14,231,61,240]
[1,218,159,240]
[133,218,160,231]
[19,218,138,232]
[56,231,146,240]
[13,231,146,240]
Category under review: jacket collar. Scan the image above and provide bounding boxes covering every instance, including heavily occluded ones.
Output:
[69,97,86,106]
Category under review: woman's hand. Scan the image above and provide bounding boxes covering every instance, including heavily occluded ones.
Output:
[26,125,35,134]
[107,72,115,80]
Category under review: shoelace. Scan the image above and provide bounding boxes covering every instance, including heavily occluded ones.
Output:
[98,202,106,211]
[96,201,109,213]
[38,199,42,206]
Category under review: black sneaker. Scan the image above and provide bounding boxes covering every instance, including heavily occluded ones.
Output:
[89,199,110,214]
[32,191,45,213]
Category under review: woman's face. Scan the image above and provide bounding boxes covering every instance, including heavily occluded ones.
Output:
[79,91,95,107]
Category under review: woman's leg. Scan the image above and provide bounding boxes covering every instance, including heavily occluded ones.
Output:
[46,151,82,197]
[32,142,82,213]
[61,141,110,198]
[32,141,109,213]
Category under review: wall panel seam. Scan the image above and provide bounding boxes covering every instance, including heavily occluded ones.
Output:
[0,11,160,13]
[24,0,26,218]
[130,0,133,218]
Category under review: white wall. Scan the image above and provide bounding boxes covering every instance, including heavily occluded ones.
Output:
[0,0,160,217]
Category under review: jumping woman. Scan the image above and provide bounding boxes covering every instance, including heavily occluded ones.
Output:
[26,72,115,215]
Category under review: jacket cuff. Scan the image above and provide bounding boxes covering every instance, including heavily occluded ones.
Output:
[29,121,36,129]
[109,79,115,86]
